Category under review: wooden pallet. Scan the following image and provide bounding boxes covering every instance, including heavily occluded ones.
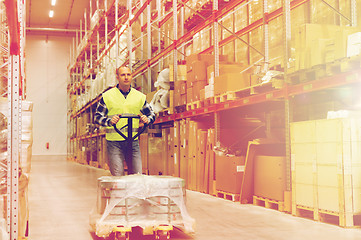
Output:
[326,55,361,75]
[217,191,240,202]
[289,65,327,84]
[253,196,284,212]
[157,108,173,117]
[203,97,214,107]
[294,205,361,227]
[186,101,201,111]
[214,93,233,103]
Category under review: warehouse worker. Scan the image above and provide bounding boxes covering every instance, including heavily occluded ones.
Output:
[94,66,155,176]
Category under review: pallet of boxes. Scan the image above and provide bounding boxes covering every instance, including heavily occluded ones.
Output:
[183,54,253,107]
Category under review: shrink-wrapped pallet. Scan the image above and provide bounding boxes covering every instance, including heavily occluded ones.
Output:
[90,174,195,237]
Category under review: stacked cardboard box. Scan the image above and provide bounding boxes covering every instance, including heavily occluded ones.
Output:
[185,54,228,102]
[139,133,149,174]
[173,121,181,177]
[171,65,187,106]
[291,118,361,227]
[292,24,360,73]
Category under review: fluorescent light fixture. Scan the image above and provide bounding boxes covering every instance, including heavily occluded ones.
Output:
[49,10,54,18]
[51,0,56,6]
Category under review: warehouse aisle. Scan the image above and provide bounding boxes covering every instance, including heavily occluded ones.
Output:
[28,156,361,240]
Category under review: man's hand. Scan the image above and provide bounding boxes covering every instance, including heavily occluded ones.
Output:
[140,115,149,124]
[110,115,120,125]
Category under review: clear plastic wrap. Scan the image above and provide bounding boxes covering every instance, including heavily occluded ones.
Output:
[90,174,195,237]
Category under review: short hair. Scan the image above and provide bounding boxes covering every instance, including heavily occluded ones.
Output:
[117,66,131,74]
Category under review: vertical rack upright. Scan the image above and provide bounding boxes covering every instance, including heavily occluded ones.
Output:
[4,0,25,239]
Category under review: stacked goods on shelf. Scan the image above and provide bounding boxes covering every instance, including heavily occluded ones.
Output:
[185,53,228,102]
[291,118,361,227]
[171,64,187,107]
[291,24,360,73]
[212,63,253,96]
[149,68,171,113]
[347,32,361,58]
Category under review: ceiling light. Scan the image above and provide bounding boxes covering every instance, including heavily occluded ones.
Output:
[49,10,54,18]
[51,0,56,6]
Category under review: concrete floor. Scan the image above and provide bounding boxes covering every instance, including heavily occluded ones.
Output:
[28,156,361,240]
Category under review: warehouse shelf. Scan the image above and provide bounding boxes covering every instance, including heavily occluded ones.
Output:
[155,68,361,124]
[67,0,361,227]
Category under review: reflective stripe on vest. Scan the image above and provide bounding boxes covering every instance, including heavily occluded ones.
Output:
[103,87,146,141]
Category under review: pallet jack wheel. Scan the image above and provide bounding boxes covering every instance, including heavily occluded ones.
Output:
[114,231,129,240]
[155,230,171,240]
[154,225,172,240]
[113,226,131,240]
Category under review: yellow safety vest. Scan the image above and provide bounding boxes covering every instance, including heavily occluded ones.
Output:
[103,87,146,141]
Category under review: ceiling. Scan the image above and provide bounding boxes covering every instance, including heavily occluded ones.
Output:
[26,0,93,34]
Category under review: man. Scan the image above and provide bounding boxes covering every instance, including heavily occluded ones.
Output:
[94,66,155,176]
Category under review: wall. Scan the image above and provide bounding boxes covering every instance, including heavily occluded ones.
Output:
[25,34,71,156]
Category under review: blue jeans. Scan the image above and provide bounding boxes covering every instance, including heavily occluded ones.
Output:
[106,140,142,176]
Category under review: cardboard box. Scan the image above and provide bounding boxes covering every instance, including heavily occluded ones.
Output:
[207,63,244,83]
[193,80,207,101]
[200,88,205,101]
[214,72,251,95]
[180,119,189,186]
[174,81,187,95]
[186,54,228,72]
[347,32,361,57]
[215,155,246,194]
[173,122,181,177]
[148,136,165,175]
[180,94,187,105]
[191,60,207,81]
[186,70,194,82]
[188,121,197,190]
[139,134,149,171]
[161,129,170,175]
[186,87,193,103]
[169,64,187,81]
[254,155,286,201]
[173,92,180,107]
[197,130,208,192]
[167,127,174,176]
[206,129,216,195]
[146,91,157,103]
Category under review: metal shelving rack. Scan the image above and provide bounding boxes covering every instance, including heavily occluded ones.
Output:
[68,0,360,208]
[3,0,25,239]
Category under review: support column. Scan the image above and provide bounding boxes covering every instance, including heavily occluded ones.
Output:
[7,54,20,240]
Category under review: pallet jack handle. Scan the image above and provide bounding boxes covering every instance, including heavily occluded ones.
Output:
[113,113,148,142]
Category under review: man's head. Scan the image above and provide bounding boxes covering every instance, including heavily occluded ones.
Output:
[117,66,132,91]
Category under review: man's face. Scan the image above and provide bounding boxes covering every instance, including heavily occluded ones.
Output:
[117,67,132,89]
